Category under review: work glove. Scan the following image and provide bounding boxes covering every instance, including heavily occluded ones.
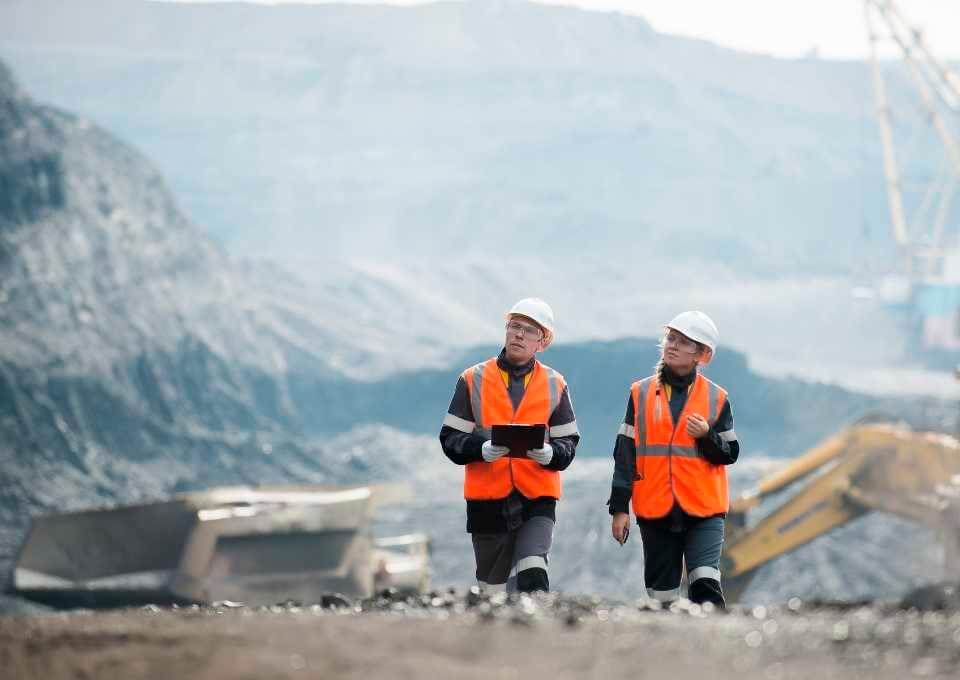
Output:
[481,440,510,462]
[526,443,553,466]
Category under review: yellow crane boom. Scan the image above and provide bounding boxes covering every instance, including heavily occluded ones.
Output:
[722,424,960,601]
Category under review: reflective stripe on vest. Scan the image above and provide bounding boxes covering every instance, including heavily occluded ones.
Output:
[630,372,729,518]
[462,357,564,501]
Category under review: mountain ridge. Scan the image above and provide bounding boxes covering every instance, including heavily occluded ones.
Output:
[0,0,912,273]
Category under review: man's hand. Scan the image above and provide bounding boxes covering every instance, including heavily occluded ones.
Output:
[612,512,631,544]
[526,443,553,466]
[686,414,710,439]
[481,441,509,462]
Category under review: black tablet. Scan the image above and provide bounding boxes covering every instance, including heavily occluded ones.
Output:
[491,423,547,458]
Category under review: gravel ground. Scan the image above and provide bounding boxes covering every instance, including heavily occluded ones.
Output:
[4,588,960,680]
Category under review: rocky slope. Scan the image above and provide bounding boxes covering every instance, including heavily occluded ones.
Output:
[0,58,348,578]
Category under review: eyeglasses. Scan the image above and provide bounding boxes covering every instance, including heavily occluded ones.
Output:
[663,330,700,353]
[506,320,543,341]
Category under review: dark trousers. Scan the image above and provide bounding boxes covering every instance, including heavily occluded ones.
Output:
[471,516,554,593]
[639,515,725,607]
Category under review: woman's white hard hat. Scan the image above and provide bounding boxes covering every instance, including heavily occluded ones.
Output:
[506,298,555,347]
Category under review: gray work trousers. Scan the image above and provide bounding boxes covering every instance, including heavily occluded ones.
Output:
[471,516,554,593]
[639,515,726,607]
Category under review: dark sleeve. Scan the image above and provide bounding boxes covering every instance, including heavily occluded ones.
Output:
[438,376,486,465]
[607,392,636,515]
[696,399,739,466]
[545,385,579,471]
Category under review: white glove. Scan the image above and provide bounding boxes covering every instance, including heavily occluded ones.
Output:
[527,443,553,466]
[482,440,510,462]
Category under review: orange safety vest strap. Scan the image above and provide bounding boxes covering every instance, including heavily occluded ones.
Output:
[706,379,727,427]
[467,360,566,442]
[543,365,567,442]
[545,366,563,419]
[631,377,655,479]
[464,361,491,439]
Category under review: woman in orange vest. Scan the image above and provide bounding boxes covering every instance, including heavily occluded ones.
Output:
[439,298,579,593]
[607,311,739,608]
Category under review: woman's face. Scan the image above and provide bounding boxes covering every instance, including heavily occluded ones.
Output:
[661,329,703,375]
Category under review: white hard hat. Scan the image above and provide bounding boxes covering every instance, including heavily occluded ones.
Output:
[506,297,556,347]
[664,310,719,363]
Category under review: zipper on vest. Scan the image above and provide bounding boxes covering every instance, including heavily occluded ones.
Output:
[506,413,516,492]
[667,380,700,512]
[504,364,535,493]
[664,385,677,506]
[666,381,695,508]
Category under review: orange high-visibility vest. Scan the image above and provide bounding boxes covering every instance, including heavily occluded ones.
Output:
[630,372,729,518]
[462,357,565,500]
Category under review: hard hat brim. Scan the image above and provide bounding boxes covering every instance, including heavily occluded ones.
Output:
[663,325,715,363]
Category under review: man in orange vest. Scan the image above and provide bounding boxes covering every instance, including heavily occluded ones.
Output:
[439,298,579,593]
[607,311,739,608]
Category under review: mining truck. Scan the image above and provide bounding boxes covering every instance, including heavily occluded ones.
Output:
[10,483,430,608]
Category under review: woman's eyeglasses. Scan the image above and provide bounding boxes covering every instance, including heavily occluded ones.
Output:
[663,331,699,353]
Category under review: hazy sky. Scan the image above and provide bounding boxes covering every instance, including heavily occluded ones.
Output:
[161,0,960,60]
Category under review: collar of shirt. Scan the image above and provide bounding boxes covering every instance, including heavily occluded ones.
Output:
[497,348,534,375]
[659,363,696,400]
[496,348,534,390]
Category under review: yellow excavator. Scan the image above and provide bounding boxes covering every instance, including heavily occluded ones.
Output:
[722,423,960,602]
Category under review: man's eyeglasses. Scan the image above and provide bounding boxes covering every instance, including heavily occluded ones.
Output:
[506,320,543,341]
[663,330,700,353]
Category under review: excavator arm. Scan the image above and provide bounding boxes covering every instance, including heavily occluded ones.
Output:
[722,425,960,601]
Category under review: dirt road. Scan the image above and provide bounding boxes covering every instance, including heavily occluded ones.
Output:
[3,592,960,680]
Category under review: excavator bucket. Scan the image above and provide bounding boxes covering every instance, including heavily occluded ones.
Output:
[11,484,429,608]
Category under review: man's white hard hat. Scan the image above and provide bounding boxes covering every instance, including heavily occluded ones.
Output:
[507,297,555,348]
[664,311,719,363]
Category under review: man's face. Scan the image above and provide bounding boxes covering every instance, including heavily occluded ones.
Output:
[661,329,704,375]
[503,315,544,365]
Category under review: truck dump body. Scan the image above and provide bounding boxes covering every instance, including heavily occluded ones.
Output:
[11,485,428,607]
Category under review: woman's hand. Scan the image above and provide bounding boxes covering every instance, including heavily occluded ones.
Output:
[611,512,631,545]
[686,414,710,439]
